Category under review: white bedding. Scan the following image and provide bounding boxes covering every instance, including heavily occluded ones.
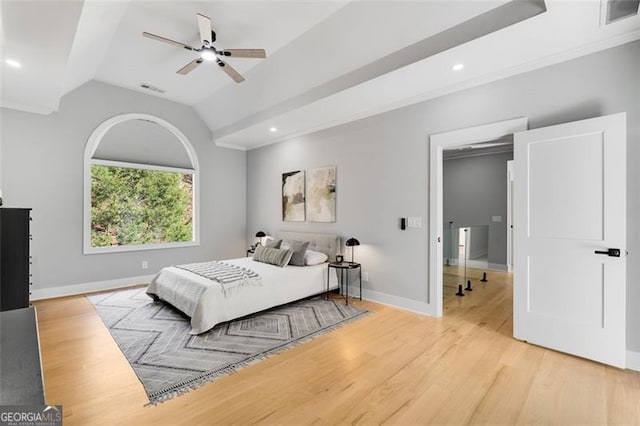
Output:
[147,257,339,334]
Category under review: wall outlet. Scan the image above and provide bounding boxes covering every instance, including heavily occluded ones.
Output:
[407,217,422,228]
[363,272,369,282]
[142,260,148,269]
[492,216,503,222]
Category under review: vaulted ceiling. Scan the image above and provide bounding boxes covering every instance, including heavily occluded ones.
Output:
[2,1,639,150]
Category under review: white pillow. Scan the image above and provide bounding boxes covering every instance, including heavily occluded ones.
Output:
[304,249,328,266]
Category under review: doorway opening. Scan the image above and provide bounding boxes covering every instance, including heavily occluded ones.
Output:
[428,117,527,317]
[442,138,513,311]
[430,113,627,367]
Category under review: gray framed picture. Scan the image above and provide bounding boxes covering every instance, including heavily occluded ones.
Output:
[282,170,305,221]
[306,166,336,222]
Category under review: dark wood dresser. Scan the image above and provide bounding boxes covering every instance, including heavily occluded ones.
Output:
[0,307,45,404]
[0,207,32,312]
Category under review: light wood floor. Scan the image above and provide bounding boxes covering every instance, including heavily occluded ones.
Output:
[34,269,640,425]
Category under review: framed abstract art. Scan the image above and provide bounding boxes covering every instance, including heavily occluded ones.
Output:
[282,170,305,221]
[306,166,336,222]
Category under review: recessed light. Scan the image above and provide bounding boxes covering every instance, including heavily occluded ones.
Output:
[269,127,277,132]
[452,63,464,71]
[5,59,21,69]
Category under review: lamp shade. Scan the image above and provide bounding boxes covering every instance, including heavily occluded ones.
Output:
[345,237,360,263]
[255,231,266,238]
[345,237,360,247]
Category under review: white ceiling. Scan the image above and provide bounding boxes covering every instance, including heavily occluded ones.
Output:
[1,0,84,114]
[2,1,639,149]
[94,1,349,105]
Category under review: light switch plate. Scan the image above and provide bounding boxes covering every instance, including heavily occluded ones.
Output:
[408,217,422,228]
[492,216,503,222]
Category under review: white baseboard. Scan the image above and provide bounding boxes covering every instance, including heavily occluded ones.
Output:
[30,274,155,301]
[626,350,640,372]
[347,286,433,316]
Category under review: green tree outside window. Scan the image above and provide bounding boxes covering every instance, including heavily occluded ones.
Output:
[91,165,193,247]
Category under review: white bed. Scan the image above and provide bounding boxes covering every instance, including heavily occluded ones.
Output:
[147,232,341,334]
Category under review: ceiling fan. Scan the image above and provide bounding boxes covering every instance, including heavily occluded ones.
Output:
[143,13,266,83]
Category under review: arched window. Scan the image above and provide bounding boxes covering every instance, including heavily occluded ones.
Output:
[83,113,199,254]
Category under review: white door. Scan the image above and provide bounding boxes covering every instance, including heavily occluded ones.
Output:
[513,113,626,368]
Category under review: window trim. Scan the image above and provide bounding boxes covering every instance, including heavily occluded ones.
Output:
[83,113,200,255]
[90,159,195,176]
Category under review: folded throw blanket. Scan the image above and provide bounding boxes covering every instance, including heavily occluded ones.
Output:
[174,261,261,297]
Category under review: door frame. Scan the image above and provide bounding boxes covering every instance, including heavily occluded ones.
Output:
[507,160,514,272]
[428,117,528,317]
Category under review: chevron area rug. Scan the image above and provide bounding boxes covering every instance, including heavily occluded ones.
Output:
[88,287,368,404]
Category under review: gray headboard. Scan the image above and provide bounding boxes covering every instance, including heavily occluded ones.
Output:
[275,231,341,262]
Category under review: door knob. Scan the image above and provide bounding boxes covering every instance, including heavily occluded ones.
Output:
[594,248,621,257]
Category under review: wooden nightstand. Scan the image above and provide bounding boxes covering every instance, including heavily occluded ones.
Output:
[327,262,362,305]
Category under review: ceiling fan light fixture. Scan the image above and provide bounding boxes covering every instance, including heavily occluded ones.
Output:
[201,49,216,62]
[452,63,464,71]
[143,13,265,83]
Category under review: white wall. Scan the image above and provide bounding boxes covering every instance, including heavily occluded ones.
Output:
[246,41,640,351]
[0,81,247,291]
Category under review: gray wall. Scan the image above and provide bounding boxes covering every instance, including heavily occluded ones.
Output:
[443,152,512,266]
[246,41,640,351]
[0,81,247,289]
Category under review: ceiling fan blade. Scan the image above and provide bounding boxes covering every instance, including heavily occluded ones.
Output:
[177,59,203,75]
[143,32,197,51]
[216,60,245,83]
[220,49,266,59]
[196,13,212,46]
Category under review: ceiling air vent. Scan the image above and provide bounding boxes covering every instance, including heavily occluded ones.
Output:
[602,0,640,25]
[139,83,166,94]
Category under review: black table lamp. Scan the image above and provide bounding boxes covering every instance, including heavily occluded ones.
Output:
[255,231,266,245]
[345,237,360,263]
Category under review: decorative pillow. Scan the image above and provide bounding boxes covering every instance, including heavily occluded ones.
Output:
[304,249,329,266]
[264,238,282,249]
[253,245,293,267]
[285,240,310,266]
